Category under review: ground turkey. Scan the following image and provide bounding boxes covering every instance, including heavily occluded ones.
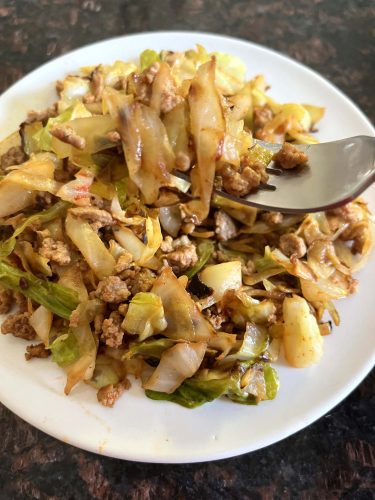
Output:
[39,237,71,266]
[214,210,238,241]
[97,379,131,407]
[0,289,13,314]
[95,276,131,303]
[161,235,198,274]
[1,312,36,340]
[261,212,284,225]
[221,163,262,197]
[272,142,308,169]
[25,343,50,360]
[101,311,124,348]
[0,146,26,172]
[279,233,307,258]
[68,207,114,231]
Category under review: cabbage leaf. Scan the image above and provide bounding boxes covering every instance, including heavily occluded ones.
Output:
[122,292,167,341]
[0,260,78,319]
[146,360,279,408]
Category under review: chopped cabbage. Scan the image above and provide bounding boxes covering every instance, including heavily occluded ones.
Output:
[152,267,213,342]
[185,241,214,278]
[65,212,115,279]
[200,261,242,301]
[49,331,80,367]
[0,260,78,319]
[123,292,167,341]
[143,341,206,393]
[29,305,53,346]
[146,359,278,408]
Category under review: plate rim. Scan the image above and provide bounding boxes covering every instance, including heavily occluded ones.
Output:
[0,30,374,463]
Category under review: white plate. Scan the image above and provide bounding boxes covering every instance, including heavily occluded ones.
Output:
[0,32,374,464]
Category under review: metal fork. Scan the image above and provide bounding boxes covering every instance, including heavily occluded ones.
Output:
[175,136,375,214]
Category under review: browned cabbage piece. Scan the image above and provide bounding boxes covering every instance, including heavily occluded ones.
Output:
[143,341,207,393]
[119,102,175,203]
[183,59,225,224]
[163,100,192,170]
[151,267,214,342]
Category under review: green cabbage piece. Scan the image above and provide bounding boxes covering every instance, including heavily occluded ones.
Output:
[0,200,70,259]
[33,103,90,152]
[224,289,276,328]
[146,361,279,408]
[88,354,122,389]
[185,240,214,278]
[226,361,279,405]
[146,377,230,409]
[219,324,269,366]
[0,261,79,319]
[163,45,246,95]
[247,143,274,166]
[114,179,128,209]
[22,121,43,155]
[255,246,282,273]
[62,299,103,394]
[243,246,284,286]
[123,338,175,360]
[122,292,167,341]
[140,49,161,71]
[213,51,247,95]
[49,331,80,367]
[264,364,279,400]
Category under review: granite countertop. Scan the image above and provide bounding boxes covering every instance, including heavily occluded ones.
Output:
[0,1,374,498]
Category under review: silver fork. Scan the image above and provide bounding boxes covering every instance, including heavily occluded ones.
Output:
[217,136,375,214]
[174,136,375,214]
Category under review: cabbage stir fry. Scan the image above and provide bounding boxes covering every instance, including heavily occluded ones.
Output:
[0,46,373,409]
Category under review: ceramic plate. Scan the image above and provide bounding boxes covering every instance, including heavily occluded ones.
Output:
[0,32,374,463]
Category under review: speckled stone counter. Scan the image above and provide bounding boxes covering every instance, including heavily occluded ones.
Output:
[0,1,374,498]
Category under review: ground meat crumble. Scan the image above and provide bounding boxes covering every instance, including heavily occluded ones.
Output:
[101,311,124,348]
[50,125,86,150]
[1,312,36,340]
[220,160,267,198]
[261,211,284,225]
[0,146,26,172]
[214,210,238,241]
[85,66,104,103]
[94,311,105,335]
[38,237,71,266]
[132,62,160,103]
[114,251,133,274]
[204,307,228,330]
[25,343,50,361]
[68,207,114,231]
[0,289,13,314]
[279,233,307,258]
[25,105,57,124]
[13,291,28,313]
[95,276,131,303]
[272,142,308,169]
[119,267,156,295]
[161,235,198,274]
[155,74,182,114]
[97,379,131,407]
